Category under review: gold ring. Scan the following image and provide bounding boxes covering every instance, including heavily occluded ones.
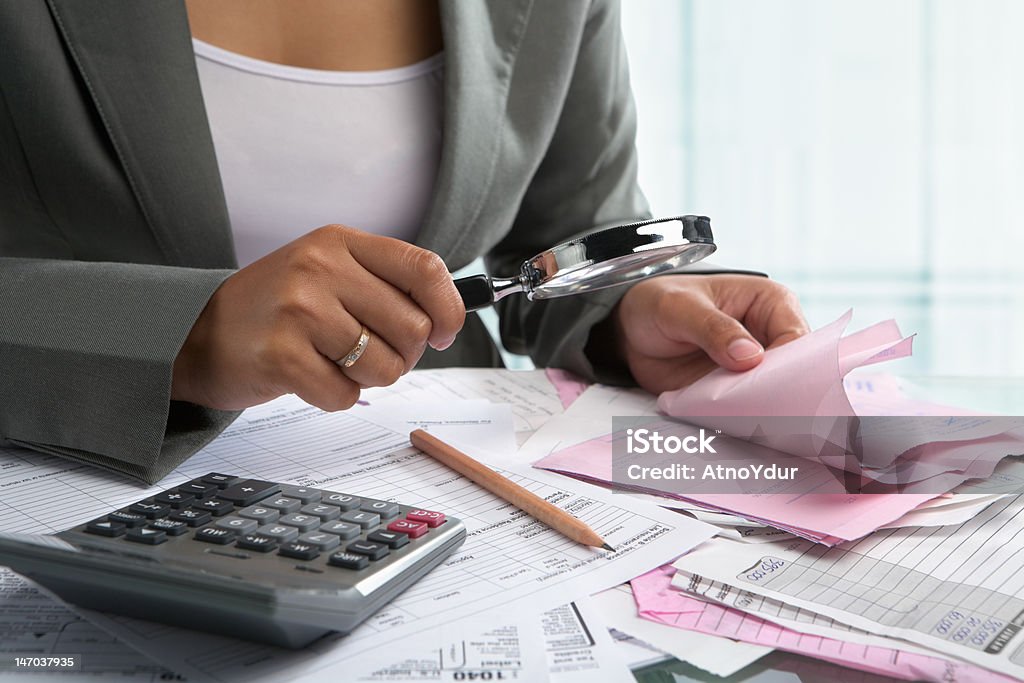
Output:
[339,326,370,368]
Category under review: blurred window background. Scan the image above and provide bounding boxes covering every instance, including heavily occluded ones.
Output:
[621,0,1024,378]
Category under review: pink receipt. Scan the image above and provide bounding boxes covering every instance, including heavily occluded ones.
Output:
[631,566,1014,682]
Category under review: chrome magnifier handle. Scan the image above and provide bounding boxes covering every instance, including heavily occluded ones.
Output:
[454,275,528,312]
[452,215,716,313]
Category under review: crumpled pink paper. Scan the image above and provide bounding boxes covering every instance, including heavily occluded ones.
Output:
[657,310,913,418]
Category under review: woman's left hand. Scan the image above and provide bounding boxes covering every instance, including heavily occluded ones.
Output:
[604,275,810,394]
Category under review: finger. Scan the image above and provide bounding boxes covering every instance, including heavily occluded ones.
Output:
[748,282,810,349]
[656,293,766,372]
[309,306,407,389]
[341,230,466,349]
[633,353,720,394]
[340,268,436,372]
[281,346,362,412]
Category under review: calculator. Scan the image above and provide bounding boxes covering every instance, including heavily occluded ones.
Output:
[0,473,465,648]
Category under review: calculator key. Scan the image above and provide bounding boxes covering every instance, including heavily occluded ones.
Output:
[202,473,241,488]
[236,533,278,553]
[406,509,446,528]
[194,527,237,545]
[367,530,409,549]
[322,493,361,511]
[177,482,217,499]
[318,521,361,540]
[298,532,341,551]
[86,520,125,537]
[149,519,189,536]
[154,491,195,509]
[300,503,341,521]
[170,509,212,527]
[262,496,302,514]
[125,527,168,545]
[346,541,389,561]
[279,485,321,503]
[194,499,234,517]
[256,524,300,543]
[360,500,400,520]
[339,510,380,529]
[129,502,169,520]
[279,541,320,561]
[215,516,259,534]
[278,513,320,532]
[387,519,428,539]
[328,551,369,570]
[108,510,148,528]
[217,480,281,506]
[238,505,280,523]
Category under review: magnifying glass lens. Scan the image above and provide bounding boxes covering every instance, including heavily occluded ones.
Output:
[529,242,716,300]
[453,215,716,311]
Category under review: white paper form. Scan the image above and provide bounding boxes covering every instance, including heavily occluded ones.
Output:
[671,572,943,658]
[673,495,1024,680]
[354,610,547,683]
[0,569,173,682]
[0,394,714,677]
[544,599,633,683]
[81,607,546,683]
[362,368,565,442]
[590,584,771,678]
[353,399,516,456]
[606,630,669,671]
[82,600,625,683]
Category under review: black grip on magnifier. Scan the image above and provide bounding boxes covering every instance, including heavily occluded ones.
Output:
[454,275,495,312]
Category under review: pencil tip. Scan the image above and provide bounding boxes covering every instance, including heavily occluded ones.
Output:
[602,543,616,552]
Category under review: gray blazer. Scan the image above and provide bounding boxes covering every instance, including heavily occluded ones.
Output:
[0,0,659,483]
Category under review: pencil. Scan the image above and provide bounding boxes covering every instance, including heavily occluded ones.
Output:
[409,429,614,551]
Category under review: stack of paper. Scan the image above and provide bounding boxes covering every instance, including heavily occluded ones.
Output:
[529,314,1022,544]
[665,487,1024,681]
[0,371,719,682]
[525,384,934,544]
[657,312,1024,492]
[630,565,1016,682]
[2,358,1019,681]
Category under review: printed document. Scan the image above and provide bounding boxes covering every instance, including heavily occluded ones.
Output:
[673,495,1024,679]
[0,393,714,678]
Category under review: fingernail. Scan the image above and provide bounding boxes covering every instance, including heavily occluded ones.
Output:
[727,338,763,362]
[430,336,456,352]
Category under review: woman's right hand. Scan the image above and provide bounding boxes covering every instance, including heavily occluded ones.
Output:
[171,224,466,412]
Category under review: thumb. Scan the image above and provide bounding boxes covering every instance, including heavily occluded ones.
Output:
[661,297,765,372]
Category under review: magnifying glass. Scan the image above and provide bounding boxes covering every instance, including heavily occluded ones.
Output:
[454,215,716,311]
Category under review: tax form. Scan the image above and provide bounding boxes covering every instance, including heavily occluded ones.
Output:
[673,495,1024,679]
[362,368,565,442]
[78,598,630,682]
[0,569,173,682]
[0,393,713,679]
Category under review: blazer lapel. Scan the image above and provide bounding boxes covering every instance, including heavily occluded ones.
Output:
[45,0,236,268]
[416,0,534,265]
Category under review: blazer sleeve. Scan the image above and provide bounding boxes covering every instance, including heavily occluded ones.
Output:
[485,0,651,384]
[0,258,239,484]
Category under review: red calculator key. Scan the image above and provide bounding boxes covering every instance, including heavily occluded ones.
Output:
[387,519,428,539]
[406,509,445,528]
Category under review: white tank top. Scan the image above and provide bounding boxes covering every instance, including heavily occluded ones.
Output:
[193,40,444,267]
